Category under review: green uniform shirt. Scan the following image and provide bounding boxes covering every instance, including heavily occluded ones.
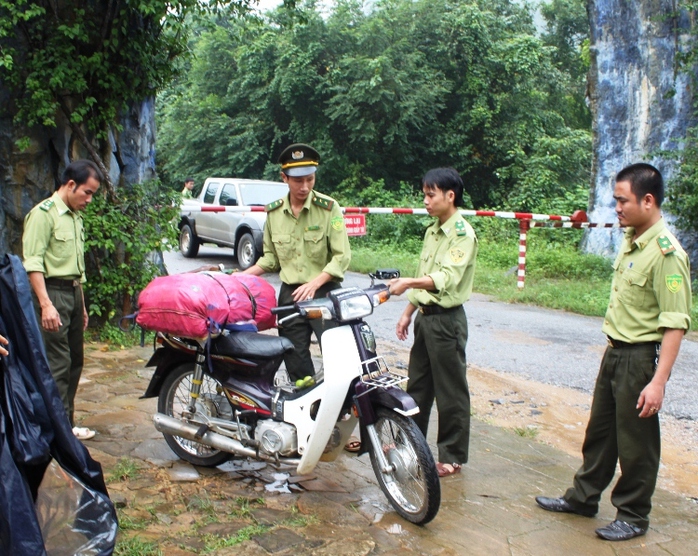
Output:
[256,191,351,285]
[182,187,193,199]
[602,218,691,343]
[22,193,86,282]
[408,212,478,308]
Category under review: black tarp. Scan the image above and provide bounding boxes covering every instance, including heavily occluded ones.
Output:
[0,254,117,555]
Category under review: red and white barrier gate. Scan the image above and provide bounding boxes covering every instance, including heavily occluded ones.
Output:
[180,204,609,289]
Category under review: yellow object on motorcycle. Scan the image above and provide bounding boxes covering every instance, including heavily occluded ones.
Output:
[295,376,315,389]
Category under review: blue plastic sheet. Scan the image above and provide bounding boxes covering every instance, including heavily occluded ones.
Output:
[0,254,117,555]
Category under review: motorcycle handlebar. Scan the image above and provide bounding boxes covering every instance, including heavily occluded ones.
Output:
[271,305,295,315]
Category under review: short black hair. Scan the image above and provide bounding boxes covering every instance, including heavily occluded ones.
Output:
[421,167,464,207]
[184,178,194,183]
[616,163,664,207]
[61,159,103,189]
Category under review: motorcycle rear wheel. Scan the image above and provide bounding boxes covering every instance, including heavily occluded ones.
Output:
[158,363,233,467]
[368,407,440,525]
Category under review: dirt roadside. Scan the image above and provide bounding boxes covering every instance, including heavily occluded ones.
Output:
[468,364,698,499]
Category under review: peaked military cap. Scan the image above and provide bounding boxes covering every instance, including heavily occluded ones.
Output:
[278,143,320,177]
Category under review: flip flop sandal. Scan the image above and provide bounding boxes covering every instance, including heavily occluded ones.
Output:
[436,462,462,477]
[344,436,361,453]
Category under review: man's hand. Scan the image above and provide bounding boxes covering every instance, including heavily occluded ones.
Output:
[637,380,665,418]
[292,281,321,302]
[389,278,410,297]
[83,307,89,331]
[0,334,8,357]
[396,313,412,341]
[41,303,62,332]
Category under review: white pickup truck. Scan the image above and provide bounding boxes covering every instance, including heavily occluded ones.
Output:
[178,178,288,269]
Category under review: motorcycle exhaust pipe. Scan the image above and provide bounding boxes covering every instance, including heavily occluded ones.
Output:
[153,413,301,466]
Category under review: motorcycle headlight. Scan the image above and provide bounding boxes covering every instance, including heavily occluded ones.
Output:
[330,288,374,322]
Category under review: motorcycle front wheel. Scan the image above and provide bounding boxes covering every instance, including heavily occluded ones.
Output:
[158,363,233,467]
[368,407,440,525]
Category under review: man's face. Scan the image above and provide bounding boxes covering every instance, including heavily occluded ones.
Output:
[66,176,100,212]
[282,172,315,204]
[422,184,453,219]
[613,179,651,228]
[185,180,194,190]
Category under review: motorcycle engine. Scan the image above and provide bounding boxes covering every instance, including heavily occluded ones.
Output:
[255,420,298,456]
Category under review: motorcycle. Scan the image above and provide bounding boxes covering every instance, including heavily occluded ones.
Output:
[141,270,441,525]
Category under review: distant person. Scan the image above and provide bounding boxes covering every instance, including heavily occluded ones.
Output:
[535,163,692,541]
[389,167,478,478]
[244,143,351,382]
[22,159,103,441]
[182,178,195,199]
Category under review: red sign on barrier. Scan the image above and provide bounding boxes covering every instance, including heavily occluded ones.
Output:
[344,214,367,236]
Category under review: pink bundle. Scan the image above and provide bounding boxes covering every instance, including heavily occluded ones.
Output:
[136,272,277,338]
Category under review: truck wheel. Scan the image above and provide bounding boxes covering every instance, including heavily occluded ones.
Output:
[180,224,200,258]
[236,232,258,270]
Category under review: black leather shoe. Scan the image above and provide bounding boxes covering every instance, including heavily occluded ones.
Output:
[595,520,646,541]
[535,496,596,517]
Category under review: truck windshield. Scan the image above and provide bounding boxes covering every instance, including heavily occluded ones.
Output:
[239,182,288,206]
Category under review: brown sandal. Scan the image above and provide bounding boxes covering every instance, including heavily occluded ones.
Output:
[436,462,462,477]
[344,436,361,453]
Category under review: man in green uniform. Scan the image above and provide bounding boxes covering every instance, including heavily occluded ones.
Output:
[22,159,102,441]
[535,163,692,541]
[182,178,195,199]
[389,167,478,477]
[244,143,351,382]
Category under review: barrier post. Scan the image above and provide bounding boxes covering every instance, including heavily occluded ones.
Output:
[518,219,530,290]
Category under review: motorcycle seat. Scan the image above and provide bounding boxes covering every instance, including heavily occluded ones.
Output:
[211,331,294,360]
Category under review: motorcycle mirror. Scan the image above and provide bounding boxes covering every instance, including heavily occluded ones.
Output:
[374,268,400,280]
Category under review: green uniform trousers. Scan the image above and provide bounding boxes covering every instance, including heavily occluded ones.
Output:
[33,282,84,425]
[564,343,660,529]
[277,281,340,382]
[407,306,470,464]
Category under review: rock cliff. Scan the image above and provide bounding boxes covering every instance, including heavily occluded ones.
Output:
[584,0,696,261]
[0,98,157,257]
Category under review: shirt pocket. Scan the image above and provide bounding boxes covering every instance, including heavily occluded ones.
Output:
[303,230,326,259]
[272,234,293,261]
[618,267,648,307]
[53,230,76,259]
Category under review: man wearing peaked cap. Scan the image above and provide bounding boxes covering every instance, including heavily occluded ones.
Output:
[245,143,351,382]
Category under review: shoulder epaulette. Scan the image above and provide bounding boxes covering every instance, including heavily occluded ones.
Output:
[312,194,334,211]
[455,219,468,237]
[657,235,677,256]
[265,198,284,212]
[39,198,54,212]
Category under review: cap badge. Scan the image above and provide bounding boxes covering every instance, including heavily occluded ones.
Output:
[292,150,304,160]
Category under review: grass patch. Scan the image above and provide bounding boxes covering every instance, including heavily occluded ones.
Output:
[201,524,269,552]
[513,426,539,439]
[114,535,162,556]
[108,457,141,483]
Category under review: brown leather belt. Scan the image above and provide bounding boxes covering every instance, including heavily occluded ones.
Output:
[606,336,659,349]
[418,304,461,316]
[45,278,80,289]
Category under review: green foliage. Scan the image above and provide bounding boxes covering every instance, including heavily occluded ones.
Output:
[0,0,253,138]
[156,0,592,214]
[83,180,179,322]
[667,2,698,232]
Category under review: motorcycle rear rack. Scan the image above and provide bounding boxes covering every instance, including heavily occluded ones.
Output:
[356,356,407,396]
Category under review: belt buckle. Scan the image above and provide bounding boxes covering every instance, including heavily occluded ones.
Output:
[419,306,425,315]
[607,337,614,348]
[72,279,80,287]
